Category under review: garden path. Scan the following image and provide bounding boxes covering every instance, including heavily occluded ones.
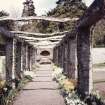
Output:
[13,64,66,105]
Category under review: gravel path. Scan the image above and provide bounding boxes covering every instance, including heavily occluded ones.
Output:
[13,64,66,105]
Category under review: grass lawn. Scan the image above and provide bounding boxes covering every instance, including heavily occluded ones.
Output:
[93,63,105,68]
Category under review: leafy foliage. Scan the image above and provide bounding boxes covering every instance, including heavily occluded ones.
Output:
[47,0,105,47]
[47,0,86,34]
[0,10,9,17]
[93,19,105,47]
[48,0,86,18]
[0,76,32,105]
[21,0,86,33]
[0,10,15,31]
[53,65,105,105]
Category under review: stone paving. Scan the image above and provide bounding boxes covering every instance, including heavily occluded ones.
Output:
[13,64,66,105]
[93,71,105,95]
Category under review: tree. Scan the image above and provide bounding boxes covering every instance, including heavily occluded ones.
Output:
[48,0,86,18]
[0,10,9,17]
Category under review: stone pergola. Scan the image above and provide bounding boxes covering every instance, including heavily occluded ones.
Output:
[0,0,105,95]
[53,0,105,95]
[0,27,36,88]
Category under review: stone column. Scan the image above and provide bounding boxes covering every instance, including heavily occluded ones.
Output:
[61,44,63,68]
[77,27,93,94]
[59,45,62,67]
[53,48,55,63]
[26,45,29,70]
[68,39,77,79]
[63,42,68,75]
[66,40,70,77]
[58,46,61,66]
[34,48,37,64]
[55,47,57,65]
[32,48,36,70]
[62,44,65,72]
[15,42,22,79]
[22,43,27,71]
[6,38,16,89]
[28,46,31,71]
[56,46,59,65]
[29,47,34,71]
[21,42,24,73]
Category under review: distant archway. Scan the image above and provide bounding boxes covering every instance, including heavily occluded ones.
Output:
[40,50,50,56]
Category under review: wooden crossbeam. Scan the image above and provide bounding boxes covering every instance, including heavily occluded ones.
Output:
[16,34,65,41]
[11,31,68,38]
[0,16,78,22]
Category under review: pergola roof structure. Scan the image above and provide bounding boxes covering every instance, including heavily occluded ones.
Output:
[11,31,69,47]
[0,16,78,22]
[0,16,78,48]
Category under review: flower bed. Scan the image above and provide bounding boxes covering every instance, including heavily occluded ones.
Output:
[52,65,86,105]
[52,65,105,105]
[0,75,33,105]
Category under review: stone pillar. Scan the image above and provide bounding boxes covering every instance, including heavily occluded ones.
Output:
[6,38,16,88]
[29,47,34,71]
[55,47,59,65]
[63,42,68,74]
[66,40,70,76]
[68,39,77,79]
[55,47,58,65]
[15,42,22,79]
[32,48,36,70]
[21,42,24,73]
[53,48,55,63]
[61,44,64,68]
[28,46,31,71]
[58,46,61,66]
[62,44,65,72]
[34,48,37,64]
[23,43,27,71]
[26,45,29,70]
[77,27,93,94]
[59,46,62,67]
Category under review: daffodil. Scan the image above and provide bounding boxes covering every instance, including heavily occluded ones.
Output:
[63,79,75,91]
[0,80,6,89]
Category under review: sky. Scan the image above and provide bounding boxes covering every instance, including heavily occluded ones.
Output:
[0,0,94,17]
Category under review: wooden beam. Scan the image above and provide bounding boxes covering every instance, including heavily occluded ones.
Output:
[0,16,78,22]
[11,31,68,38]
